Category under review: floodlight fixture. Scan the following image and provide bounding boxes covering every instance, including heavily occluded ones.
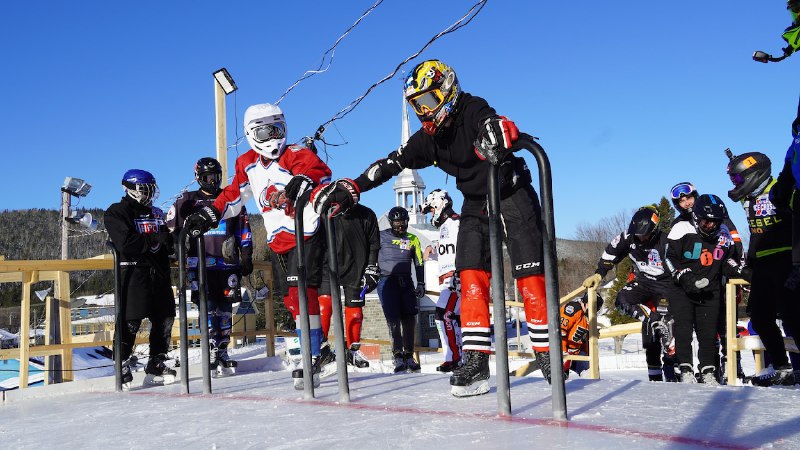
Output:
[213,68,237,95]
[65,212,98,231]
[62,177,92,197]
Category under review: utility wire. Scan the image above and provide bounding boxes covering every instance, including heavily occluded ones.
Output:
[274,0,385,106]
[313,0,488,143]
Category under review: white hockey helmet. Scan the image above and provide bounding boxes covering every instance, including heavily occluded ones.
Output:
[422,188,454,228]
[244,103,287,160]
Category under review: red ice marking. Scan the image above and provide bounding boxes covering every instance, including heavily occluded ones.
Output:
[117,390,749,449]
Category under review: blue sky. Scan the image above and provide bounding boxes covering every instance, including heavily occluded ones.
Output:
[1,1,797,240]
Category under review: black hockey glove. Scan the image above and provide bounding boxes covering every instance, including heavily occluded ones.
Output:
[148,231,174,253]
[474,116,519,165]
[360,264,380,295]
[184,205,220,237]
[311,178,360,217]
[240,246,253,277]
[414,282,426,299]
[677,270,708,294]
[284,174,316,202]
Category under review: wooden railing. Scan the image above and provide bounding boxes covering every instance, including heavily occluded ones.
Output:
[0,256,274,389]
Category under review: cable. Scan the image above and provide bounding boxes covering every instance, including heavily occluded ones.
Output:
[313,0,488,141]
[274,0,385,106]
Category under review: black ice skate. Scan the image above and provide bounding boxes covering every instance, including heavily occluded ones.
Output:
[449,351,489,397]
[751,365,796,387]
[700,366,719,386]
[120,357,134,390]
[293,343,337,390]
[292,354,321,390]
[535,350,552,384]
[404,352,421,372]
[436,360,461,373]
[144,354,176,386]
[392,351,408,373]
[213,346,238,378]
[346,343,370,368]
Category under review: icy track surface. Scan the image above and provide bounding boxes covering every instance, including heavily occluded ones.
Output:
[2,350,799,449]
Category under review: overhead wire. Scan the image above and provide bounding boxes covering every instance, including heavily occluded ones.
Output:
[312,0,488,147]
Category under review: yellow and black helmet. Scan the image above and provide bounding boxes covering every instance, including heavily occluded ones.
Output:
[404,60,461,135]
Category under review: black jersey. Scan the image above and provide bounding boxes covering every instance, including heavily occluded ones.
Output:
[595,230,670,282]
[739,179,792,260]
[167,190,252,269]
[104,196,174,320]
[326,204,380,286]
[354,93,531,200]
[664,221,745,287]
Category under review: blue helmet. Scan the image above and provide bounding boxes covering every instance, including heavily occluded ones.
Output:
[122,169,158,206]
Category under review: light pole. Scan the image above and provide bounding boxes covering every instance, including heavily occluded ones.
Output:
[213,68,238,186]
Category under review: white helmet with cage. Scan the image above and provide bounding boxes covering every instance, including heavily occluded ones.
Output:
[244,103,287,160]
[422,188,454,228]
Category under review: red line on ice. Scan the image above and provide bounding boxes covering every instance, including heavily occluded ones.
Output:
[122,390,750,449]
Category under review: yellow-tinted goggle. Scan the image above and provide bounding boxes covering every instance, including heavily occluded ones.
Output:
[407,89,445,116]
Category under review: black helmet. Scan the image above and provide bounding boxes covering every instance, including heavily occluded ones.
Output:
[692,194,726,240]
[388,206,409,236]
[195,157,222,195]
[669,182,698,213]
[726,152,772,202]
[627,206,660,245]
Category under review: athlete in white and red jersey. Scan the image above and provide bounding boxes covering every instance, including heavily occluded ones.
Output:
[423,189,463,373]
[184,103,333,389]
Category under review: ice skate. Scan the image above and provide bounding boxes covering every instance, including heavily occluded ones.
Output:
[404,352,421,372]
[317,342,337,379]
[450,351,489,397]
[392,351,408,373]
[143,354,176,386]
[292,354,322,390]
[213,347,238,378]
[700,366,719,386]
[120,357,134,390]
[436,360,460,373]
[751,365,796,387]
[679,364,696,384]
[346,343,370,369]
[535,350,552,384]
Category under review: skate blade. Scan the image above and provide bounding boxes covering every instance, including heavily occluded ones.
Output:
[451,380,490,397]
[213,366,236,378]
[320,363,337,379]
[121,381,132,391]
[143,373,176,386]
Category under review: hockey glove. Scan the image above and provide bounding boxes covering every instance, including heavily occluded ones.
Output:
[474,116,519,165]
[311,178,360,217]
[360,264,380,295]
[148,231,174,253]
[414,282,426,299]
[284,174,316,202]
[582,273,602,289]
[184,205,220,237]
[677,270,708,294]
[240,246,253,277]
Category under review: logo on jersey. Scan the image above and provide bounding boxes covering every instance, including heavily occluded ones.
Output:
[134,218,160,234]
[438,242,456,256]
[753,197,776,218]
[258,184,286,213]
[391,239,412,250]
[647,249,662,267]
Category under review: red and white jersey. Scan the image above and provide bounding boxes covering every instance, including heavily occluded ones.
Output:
[213,146,332,254]
[436,215,459,284]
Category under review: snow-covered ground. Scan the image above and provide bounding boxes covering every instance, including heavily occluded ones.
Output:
[1,336,797,449]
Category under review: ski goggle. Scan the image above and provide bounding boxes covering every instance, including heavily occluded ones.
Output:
[198,172,221,187]
[670,183,696,200]
[407,89,446,116]
[250,122,285,143]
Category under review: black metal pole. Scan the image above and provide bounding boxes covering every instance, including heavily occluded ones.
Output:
[177,229,190,394]
[106,241,123,392]
[515,133,567,421]
[487,165,512,416]
[196,235,212,394]
[324,210,351,402]
[294,193,315,399]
